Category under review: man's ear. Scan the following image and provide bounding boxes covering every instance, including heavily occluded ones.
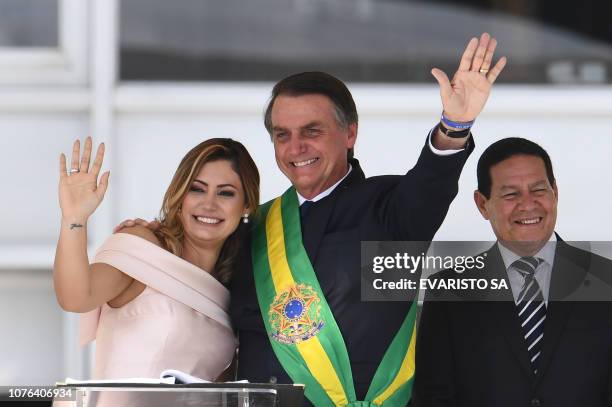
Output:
[552,181,558,200]
[347,122,358,148]
[474,190,490,220]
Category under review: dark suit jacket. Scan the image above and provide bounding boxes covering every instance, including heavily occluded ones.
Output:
[413,239,612,407]
[230,137,473,403]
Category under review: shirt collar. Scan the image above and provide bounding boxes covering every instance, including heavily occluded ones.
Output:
[297,164,352,205]
[498,233,557,270]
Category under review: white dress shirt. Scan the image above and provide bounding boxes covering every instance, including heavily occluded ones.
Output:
[498,234,557,305]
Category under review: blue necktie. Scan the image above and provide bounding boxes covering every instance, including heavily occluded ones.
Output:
[300,200,314,219]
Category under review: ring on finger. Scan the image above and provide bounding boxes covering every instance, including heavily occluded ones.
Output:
[69,168,80,174]
[479,68,489,74]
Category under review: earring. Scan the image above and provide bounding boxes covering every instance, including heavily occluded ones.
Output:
[242,213,249,224]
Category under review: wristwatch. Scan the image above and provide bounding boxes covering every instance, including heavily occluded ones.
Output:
[438,122,471,139]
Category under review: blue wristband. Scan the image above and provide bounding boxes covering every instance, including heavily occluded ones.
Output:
[441,112,474,130]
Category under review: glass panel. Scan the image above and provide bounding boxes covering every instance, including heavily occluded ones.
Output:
[70,387,279,407]
[120,0,612,83]
[0,0,59,47]
[0,270,64,385]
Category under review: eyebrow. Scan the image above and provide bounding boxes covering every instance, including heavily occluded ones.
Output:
[271,121,323,132]
[193,179,237,189]
[499,180,549,191]
[301,121,323,129]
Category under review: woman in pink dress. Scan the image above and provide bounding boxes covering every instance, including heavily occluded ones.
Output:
[53,137,259,381]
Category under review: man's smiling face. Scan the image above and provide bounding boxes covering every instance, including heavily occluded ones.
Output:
[475,154,558,255]
[270,94,357,199]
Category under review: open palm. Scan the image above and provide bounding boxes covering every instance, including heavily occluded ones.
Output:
[432,33,507,123]
[59,137,110,222]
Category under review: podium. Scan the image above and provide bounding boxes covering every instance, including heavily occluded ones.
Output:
[53,382,305,407]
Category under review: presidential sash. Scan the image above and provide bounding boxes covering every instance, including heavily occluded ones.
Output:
[252,187,417,407]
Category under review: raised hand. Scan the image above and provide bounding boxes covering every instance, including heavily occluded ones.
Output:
[59,137,110,223]
[431,32,507,123]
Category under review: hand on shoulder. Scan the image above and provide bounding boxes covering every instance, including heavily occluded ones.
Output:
[113,217,160,233]
[118,224,162,247]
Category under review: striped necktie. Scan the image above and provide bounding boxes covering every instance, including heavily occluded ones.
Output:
[512,256,546,373]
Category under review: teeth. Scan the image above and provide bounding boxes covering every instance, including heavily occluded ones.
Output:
[292,158,318,167]
[196,216,221,224]
[517,218,541,225]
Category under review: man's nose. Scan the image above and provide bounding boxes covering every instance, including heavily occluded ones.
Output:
[517,191,537,210]
[287,136,307,155]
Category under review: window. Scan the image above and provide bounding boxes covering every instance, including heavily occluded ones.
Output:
[0,0,58,47]
[0,0,87,85]
[119,0,612,83]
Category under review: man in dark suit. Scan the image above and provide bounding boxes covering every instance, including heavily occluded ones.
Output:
[413,138,612,407]
[230,33,507,406]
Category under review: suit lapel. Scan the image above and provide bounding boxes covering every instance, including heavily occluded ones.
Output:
[301,195,335,264]
[484,246,537,381]
[534,239,585,384]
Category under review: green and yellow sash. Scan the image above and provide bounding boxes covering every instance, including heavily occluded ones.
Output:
[252,187,417,406]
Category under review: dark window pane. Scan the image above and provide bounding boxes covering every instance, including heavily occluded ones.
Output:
[0,0,58,47]
[120,0,612,83]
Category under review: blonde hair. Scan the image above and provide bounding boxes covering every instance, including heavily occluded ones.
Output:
[155,138,260,284]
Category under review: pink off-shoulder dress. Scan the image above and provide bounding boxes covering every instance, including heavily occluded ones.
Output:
[79,233,236,381]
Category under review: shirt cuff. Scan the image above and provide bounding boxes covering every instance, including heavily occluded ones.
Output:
[428,127,467,156]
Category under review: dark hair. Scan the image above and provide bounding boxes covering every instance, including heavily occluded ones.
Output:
[155,138,260,285]
[263,71,358,159]
[477,137,555,199]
